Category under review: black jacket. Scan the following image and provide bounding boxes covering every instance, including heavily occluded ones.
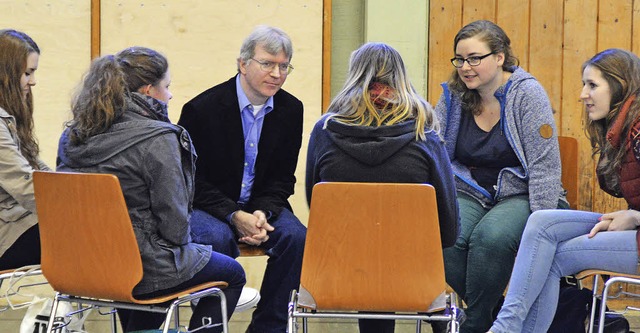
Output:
[179,76,303,220]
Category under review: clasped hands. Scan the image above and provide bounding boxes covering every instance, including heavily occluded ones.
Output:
[588,209,640,238]
[231,209,275,246]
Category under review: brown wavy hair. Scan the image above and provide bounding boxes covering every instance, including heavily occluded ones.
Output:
[67,47,168,144]
[583,49,640,185]
[447,20,519,116]
[0,29,41,168]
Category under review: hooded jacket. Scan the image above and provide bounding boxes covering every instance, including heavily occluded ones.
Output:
[305,113,459,248]
[435,67,563,212]
[57,94,211,295]
[0,107,49,257]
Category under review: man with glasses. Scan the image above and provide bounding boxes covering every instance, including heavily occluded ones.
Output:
[179,25,306,333]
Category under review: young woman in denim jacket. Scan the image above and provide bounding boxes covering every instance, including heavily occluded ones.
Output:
[433,20,564,333]
[57,47,245,333]
[0,29,50,270]
[489,48,640,333]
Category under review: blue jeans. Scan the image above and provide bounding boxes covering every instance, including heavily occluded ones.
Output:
[190,208,306,333]
[490,209,638,333]
[444,194,531,333]
[118,251,245,332]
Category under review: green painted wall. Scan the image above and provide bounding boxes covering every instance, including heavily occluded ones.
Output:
[330,0,429,102]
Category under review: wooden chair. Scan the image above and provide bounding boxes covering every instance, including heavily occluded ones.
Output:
[287,182,460,333]
[238,243,266,257]
[32,171,229,333]
[558,136,579,209]
[575,270,640,333]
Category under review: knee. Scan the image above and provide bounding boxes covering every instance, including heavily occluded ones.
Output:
[279,224,306,255]
[275,210,307,246]
[521,210,558,239]
[470,230,516,257]
[230,260,247,286]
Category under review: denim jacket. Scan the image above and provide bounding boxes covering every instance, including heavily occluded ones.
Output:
[57,94,211,294]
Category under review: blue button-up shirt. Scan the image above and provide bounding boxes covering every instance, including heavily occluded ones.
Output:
[236,75,274,205]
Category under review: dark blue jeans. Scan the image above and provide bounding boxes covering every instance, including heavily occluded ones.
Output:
[190,208,306,333]
[118,251,245,333]
[0,224,40,270]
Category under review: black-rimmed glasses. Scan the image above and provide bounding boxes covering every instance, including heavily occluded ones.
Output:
[450,52,495,68]
[250,58,294,75]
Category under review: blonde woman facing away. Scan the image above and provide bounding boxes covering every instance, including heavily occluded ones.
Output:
[306,42,460,333]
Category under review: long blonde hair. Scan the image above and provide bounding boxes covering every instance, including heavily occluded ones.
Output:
[326,42,437,140]
[0,29,41,168]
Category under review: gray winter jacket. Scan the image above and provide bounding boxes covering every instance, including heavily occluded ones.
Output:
[434,67,564,211]
[0,107,49,257]
[57,94,211,295]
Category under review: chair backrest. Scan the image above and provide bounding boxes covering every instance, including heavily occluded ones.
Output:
[558,136,579,209]
[33,171,143,302]
[299,182,445,312]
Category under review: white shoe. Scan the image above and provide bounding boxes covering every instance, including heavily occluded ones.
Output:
[235,287,260,312]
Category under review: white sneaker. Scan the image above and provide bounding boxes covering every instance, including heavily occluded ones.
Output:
[235,287,260,312]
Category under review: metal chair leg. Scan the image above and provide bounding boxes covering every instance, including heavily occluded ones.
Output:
[587,274,601,333]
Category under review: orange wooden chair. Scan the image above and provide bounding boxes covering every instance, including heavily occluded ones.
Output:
[33,171,229,333]
[558,136,579,209]
[287,182,460,333]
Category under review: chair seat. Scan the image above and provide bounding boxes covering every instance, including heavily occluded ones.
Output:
[131,281,228,305]
[576,269,640,280]
[238,243,267,257]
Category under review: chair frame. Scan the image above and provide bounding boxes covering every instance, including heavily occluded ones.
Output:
[287,182,460,333]
[0,266,45,312]
[33,171,229,333]
[576,270,640,333]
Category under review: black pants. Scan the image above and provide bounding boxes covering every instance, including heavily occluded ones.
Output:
[0,224,40,270]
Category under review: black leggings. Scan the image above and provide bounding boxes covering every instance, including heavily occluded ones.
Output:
[0,224,40,270]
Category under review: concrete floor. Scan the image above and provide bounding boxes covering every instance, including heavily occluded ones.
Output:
[2,305,640,332]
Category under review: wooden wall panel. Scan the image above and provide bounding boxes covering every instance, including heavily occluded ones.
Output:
[427,0,462,106]
[427,0,462,105]
[428,0,640,213]
[496,0,530,70]
[529,0,563,128]
[462,0,496,23]
[0,1,91,166]
[562,0,598,211]
[598,0,633,51]
[634,1,640,55]
[591,0,633,213]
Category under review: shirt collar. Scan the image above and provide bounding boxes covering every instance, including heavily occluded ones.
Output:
[235,75,274,114]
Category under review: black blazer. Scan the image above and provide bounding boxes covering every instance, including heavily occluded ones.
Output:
[178,76,304,221]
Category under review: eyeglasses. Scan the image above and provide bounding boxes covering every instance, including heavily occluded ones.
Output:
[450,52,495,68]
[250,58,294,75]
